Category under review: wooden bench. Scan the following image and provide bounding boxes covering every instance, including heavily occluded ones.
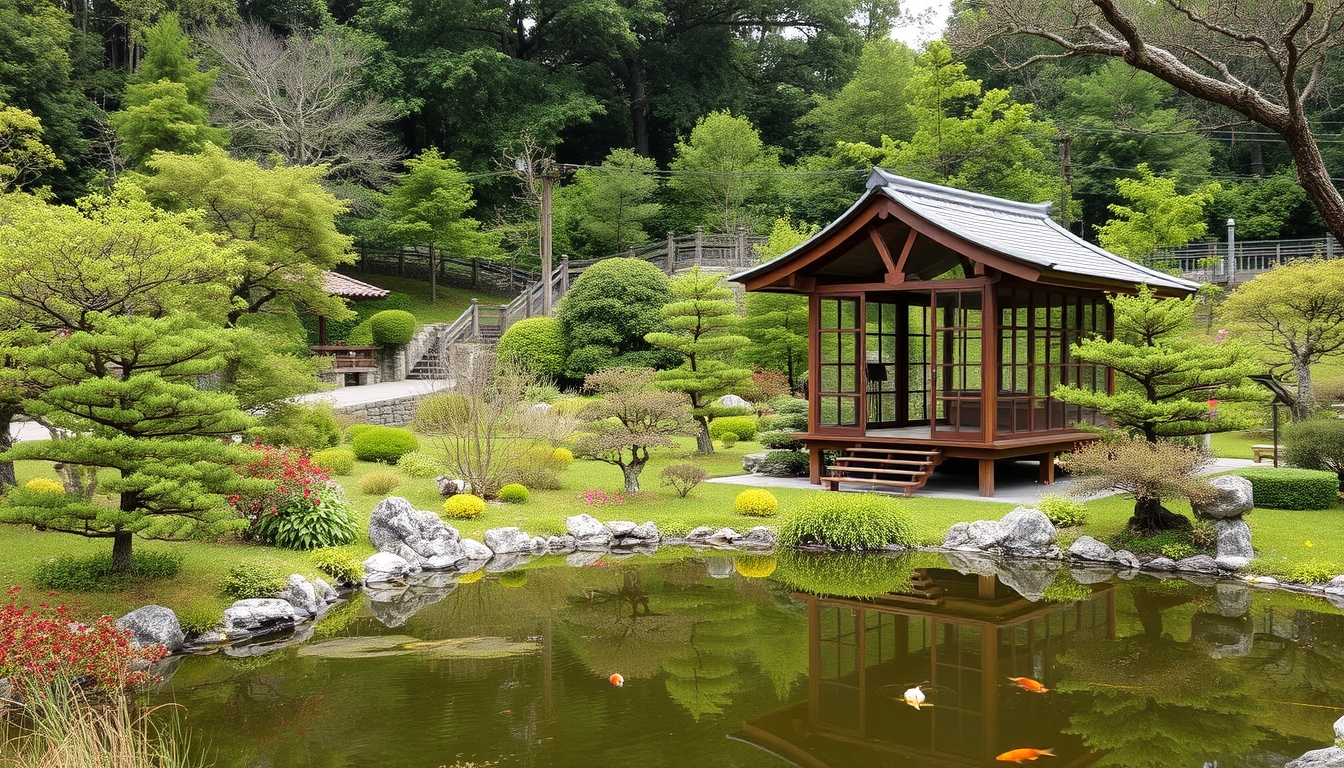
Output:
[1252,444,1280,463]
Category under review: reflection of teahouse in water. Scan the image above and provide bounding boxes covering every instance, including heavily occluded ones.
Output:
[735,568,1114,767]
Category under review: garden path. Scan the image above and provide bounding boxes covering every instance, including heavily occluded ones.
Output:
[296,378,452,407]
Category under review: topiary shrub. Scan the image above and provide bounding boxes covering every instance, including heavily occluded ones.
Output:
[1037,494,1088,528]
[758,430,804,451]
[769,396,808,415]
[1233,467,1339,510]
[34,551,183,592]
[351,426,419,463]
[443,493,487,519]
[709,415,757,441]
[759,412,808,432]
[660,464,708,498]
[368,309,417,346]
[763,450,809,477]
[719,432,739,448]
[312,547,365,584]
[497,317,566,379]
[23,478,65,494]
[556,257,677,378]
[1285,418,1344,490]
[498,570,528,588]
[310,448,355,476]
[779,492,914,550]
[396,450,442,479]
[251,402,341,450]
[551,447,574,467]
[252,482,359,550]
[499,483,529,503]
[345,423,376,443]
[221,562,286,599]
[735,488,778,517]
[358,471,401,496]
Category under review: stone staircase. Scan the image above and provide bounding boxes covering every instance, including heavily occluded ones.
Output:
[822,447,944,496]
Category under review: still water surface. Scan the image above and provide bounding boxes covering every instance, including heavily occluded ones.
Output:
[160,551,1344,767]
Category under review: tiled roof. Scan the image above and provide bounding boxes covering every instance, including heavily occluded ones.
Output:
[322,271,391,299]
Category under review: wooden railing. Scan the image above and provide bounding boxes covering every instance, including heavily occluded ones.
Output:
[1147,235,1341,285]
[310,345,378,370]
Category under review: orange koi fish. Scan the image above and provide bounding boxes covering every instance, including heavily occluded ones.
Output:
[609,673,624,687]
[1007,676,1049,693]
[996,748,1056,763]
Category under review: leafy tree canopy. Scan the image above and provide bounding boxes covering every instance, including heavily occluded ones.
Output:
[1096,163,1220,258]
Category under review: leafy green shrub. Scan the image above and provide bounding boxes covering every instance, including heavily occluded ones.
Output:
[1037,494,1088,528]
[351,426,419,463]
[498,317,566,378]
[660,518,693,537]
[310,448,355,476]
[759,411,808,432]
[252,482,359,550]
[443,493,487,519]
[24,478,65,494]
[396,450,442,478]
[1285,418,1344,489]
[735,488,778,517]
[763,450,809,477]
[719,431,739,448]
[774,550,921,598]
[33,550,184,592]
[779,492,913,550]
[1234,467,1339,510]
[1160,542,1197,560]
[551,447,574,467]
[177,605,222,635]
[660,464,708,498]
[758,430,804,450]
[358,471,401,496]
[499,483,530,503]
[1112,527,1211,557]
[768,396,808,415]
[368,309,417,346]
[1251,557,1340,584]
[312,547,365,584]
[345,424,376,442]
[251,402,341,450]
[498,570,528,588]
[525,383,562,403]
[222,562,286,599]
[346,318,374,345]
[709,415,757,441]
[556,257,678,378]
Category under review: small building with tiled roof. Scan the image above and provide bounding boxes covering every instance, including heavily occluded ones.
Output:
[730,169,1199,497]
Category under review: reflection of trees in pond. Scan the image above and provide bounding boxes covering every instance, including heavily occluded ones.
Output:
[1058,585,1264,767]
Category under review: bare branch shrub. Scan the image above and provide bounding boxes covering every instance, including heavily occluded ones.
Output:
[1061,436,1217,534]
[573,367,694,493]
[660,463,707,498]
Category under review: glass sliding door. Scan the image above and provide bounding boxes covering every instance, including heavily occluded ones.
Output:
[816,296,864,433]
[932,290,983,439]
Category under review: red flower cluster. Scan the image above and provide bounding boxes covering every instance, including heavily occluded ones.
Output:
[578,489,625,507]
[0,586,167,693]
[228,442,330,526]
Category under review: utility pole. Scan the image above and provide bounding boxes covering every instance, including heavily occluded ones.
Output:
[1058,125,1073,230]
[539,159,558,316]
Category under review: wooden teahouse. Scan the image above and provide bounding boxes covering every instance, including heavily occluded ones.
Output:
[730,169,1199,497]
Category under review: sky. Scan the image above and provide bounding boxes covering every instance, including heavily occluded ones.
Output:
[892,0,950,48]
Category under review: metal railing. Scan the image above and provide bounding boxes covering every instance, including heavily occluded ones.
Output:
[1148,235,1340,284]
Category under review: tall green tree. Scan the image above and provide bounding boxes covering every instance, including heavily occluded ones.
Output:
[1054,285,1261,443]
[110,14,226,168]
[839,41,1060,203]
[645,266,752,453]
[561,148,661,257]
[0,102,62,191]
[1096,163,1220,258]
[1219,259,1344,419]
[737,218,814,389]
[803,38,918,149]
[668,111,779,234]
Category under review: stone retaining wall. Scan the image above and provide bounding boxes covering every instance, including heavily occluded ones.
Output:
[333,395,423,426]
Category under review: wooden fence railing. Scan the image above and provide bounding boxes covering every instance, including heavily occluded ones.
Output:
[1147,235,1341,285]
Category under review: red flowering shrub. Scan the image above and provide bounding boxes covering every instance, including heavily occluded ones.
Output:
[0,586,167,693]
[227,443,358,550]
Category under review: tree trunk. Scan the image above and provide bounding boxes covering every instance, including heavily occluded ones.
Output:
[1291,354,1314,420]
[111,531,134,574]
[695,417,714,454]
[0,408,16,489]
[621,461,644,494]
[1128,497,1192,535]
[621,50,650,158]
[1285,121,1344,247]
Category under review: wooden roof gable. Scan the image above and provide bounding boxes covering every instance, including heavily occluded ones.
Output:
[731,169,1201,296]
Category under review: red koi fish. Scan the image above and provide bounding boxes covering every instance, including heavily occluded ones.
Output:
[1007,676,1049,693]
[996,748,1055,763]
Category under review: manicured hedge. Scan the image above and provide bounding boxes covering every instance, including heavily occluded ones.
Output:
[497,317,565,378]
[1233,467,1340,510]
[709,415,757,441]
[368,310,417,346]
[351,426,420,464]
[759,430,804,451]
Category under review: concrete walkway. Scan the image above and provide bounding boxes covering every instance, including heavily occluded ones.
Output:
[708,456,1261,506]
[297,378,452,408]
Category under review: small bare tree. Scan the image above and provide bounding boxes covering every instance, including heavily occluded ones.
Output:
[201,21,401,184]
[1062,435,1217,534]
[415,353,576,498]
[573,367,694,493]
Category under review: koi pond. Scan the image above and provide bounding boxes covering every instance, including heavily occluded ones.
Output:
[159,551,1344,767]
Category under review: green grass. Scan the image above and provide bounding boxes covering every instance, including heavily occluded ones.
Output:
[338,270,512,324]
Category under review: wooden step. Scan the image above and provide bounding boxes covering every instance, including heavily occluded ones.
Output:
[829,466,925,477]
[821,476,922,495]
[833,457,934,467]
[848,447,943,457]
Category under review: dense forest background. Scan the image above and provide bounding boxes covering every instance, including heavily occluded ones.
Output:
[3,0,1338,269]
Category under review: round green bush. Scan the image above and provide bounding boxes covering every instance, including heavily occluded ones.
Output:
[252,402,341,450]
[1233,467,1340,510]
[709,415,757,441]
[311,448,355,476]
[762,450,809,477]
[396,450,442,479]
[497,317,565,379]
[498,570,528,588]
[759,430,805,451]
[358,470,401,496]
[499,483,530,503]
[351,426,419,463]
[312,547,365,584]
[719,431,739,448]
[345,423,376,442]
[556,257,677,378]
[1036,493,1088,527]
[368,310,417,346]
[443,493,487,519]
[779,491,914,550]
[769,396,808,415]
[1285,418,1344,489]
[551,447,574,467]
[221,562,286,599]
[759,411,808,432]
[735,488,778,517]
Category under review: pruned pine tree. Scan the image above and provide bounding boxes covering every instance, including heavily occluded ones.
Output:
[645,267,752,453]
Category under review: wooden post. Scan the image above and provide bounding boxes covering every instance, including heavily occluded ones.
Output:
[978,459,995,497]
[694,226,704,268]
[666,231,676,275]
[1038,451,1056,485]
[397,250,405,277]
[317,315,327,347]
[499,303,509,335]
[809,445,822,485]
[560,255,569,297]
[470,298,479,338]
[428,242,437,305]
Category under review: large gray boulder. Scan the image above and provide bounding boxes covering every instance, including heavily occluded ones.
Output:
[719,394,751,409]
[607,521,638,538]
[626,521,659,542]
[280,574,323,619]
[566,514,613,549]
[312,577,339,603]
[1286,748,1344,768]
[1175,554,1221,574]
[547,535,576,552]
[707,527,743,545]
[743,453,768,473]
[116,605,185,653]
[944,508,1058,558]
[221,599,296,638]
[363,552,416,585]
[1191,475,1254,520]
[1069,536,1115,562]
[368,496,465,569]
[737,526,778,550]
[460,538,493,561]
[1214,518,1254,561]
[684,526,715,544]
[1144,556,1178,571]
[485,527,534,554]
